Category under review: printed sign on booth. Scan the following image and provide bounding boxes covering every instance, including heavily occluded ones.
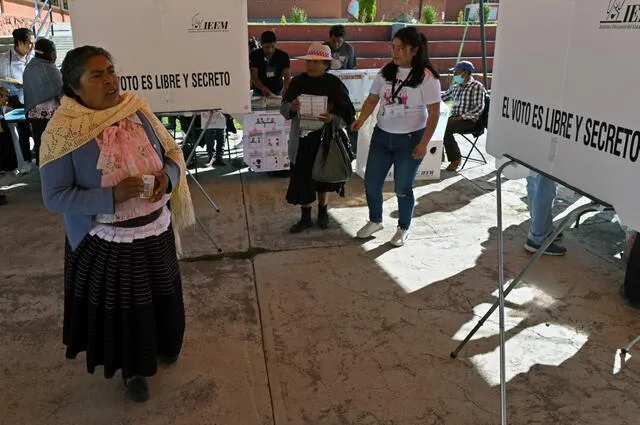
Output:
[487,0,640,231]
[68,0,251,114]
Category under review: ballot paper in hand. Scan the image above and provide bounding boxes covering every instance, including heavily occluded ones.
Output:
[298,94,328,131]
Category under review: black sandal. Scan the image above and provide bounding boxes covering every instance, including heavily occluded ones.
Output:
[124,376,149,402]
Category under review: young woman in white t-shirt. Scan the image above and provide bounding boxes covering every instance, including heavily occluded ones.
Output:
[351,27,441,246]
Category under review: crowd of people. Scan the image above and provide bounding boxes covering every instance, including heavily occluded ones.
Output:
[0,28,63,206]
[2,22,618,405]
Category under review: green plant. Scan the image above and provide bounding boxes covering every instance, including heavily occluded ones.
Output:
[483,3,491,22]
[457,10,464,24]
[290,6,308,23]
[280,14,287,24]
[359,0,377,23]
[421,5,437,24]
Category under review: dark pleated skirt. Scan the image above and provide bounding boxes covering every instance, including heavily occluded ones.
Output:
[63,226,185,379]
[286,130,343,205]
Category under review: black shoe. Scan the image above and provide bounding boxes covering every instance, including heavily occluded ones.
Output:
[318,206,329,229]
[213,156,226,166]
[289,220,313,233]
[158,354,179,365]
[0,194,7,206]
[524,239,567,256]
[124,376,149,402]
[620,285,640,309]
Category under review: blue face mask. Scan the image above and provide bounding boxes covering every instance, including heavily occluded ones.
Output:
[453,75,464,84]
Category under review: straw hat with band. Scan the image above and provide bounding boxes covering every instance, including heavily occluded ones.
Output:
[297,43,333,61]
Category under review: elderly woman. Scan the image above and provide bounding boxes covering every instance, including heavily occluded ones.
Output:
[24,38,62,166]
[39,46,195,402]
[280,42,355,232]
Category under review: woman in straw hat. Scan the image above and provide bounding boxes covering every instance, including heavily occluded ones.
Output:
[280,42,355,233]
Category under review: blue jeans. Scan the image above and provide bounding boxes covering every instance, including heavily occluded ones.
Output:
[526,173,557,245]
[364,126,425,230]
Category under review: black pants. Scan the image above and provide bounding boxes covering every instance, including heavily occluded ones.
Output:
[443,118,477,162]
[8,98,32,163]
[28,118,49,166]
[16,120,32,163]
[624,234,640,303]
[205,128,225,159]
[0,118,17,171]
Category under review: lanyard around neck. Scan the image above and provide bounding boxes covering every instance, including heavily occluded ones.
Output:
[391,71,411,101]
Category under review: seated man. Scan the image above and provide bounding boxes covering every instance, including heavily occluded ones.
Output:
[441,61,486,171]
[324,25,357,70]
[249,31,291,98]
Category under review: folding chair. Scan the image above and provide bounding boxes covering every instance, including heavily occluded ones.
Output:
[458,94,490,170]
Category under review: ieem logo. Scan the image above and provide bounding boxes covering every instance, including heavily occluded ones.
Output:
[600,0,640,29]
[188,13,229,33]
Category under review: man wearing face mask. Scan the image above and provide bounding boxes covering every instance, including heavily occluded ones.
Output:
[441,61,486,171]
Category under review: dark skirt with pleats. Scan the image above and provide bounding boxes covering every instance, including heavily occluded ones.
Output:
[63,226,185,379]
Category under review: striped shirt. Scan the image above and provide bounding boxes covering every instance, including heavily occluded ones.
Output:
[441,77,486,121]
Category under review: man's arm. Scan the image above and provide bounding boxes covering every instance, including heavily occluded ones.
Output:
[460,83,485,121]
[250,67,272,96]
[348,44,357,69]
[441,86,454,102]
[282,68,291,97]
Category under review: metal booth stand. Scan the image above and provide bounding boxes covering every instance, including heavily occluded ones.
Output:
[449,154,612,425]
[172,110,223,253]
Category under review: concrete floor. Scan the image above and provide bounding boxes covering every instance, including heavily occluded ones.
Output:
[0,136,638,425]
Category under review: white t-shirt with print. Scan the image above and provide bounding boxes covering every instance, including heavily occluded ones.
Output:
[369,67,441,134]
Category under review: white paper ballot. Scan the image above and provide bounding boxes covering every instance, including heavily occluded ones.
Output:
[299,94,328,117]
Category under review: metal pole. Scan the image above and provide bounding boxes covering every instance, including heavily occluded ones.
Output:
[449,200,600,359]
[496,159,508,425]
[479,0,489,87]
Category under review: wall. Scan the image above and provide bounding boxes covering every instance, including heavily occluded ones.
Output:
[248,0,344,19]
[248,0,475,21]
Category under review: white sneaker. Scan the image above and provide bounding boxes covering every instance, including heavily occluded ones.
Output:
[356,221,384,239]
[389,228,409,247]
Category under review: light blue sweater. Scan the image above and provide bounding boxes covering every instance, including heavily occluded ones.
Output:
[40,112,180,250]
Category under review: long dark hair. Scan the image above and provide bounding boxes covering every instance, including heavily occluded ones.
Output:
[381,27,440,87]
[61,46,113,102]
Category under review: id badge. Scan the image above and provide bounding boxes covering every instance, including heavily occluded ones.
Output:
[266,67,276,78]
[384,104,406,118]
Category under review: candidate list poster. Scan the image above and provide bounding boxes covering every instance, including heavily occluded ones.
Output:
[68,0,251,114]
[486,0,640,231]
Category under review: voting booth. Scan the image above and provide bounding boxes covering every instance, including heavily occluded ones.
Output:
[486,0,638,231]
[451,1,640,423]
[68,0,251,114]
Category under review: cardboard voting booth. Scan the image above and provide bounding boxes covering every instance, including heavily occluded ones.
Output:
[68,0,251,114]
[487,0,640,230]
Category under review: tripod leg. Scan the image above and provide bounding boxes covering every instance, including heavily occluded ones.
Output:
[196,215,223,253]
[450,200,600,359]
